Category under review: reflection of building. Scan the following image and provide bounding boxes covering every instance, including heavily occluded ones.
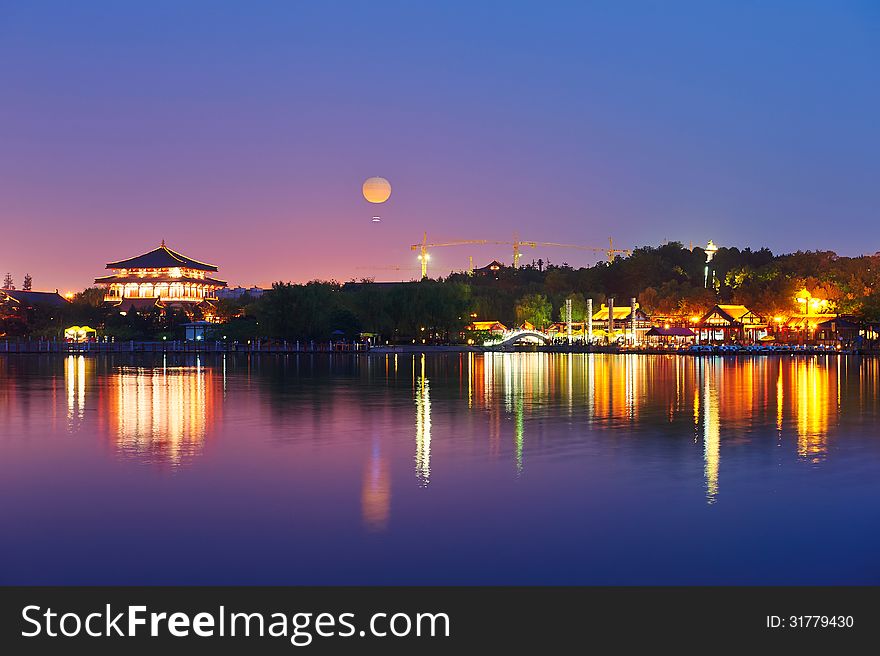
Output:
[700,362,720,504]
[95,241,226,314]
[106,361,218,466]
[65,354,91,427]
[361,442,391,532]
[792,359,834,462]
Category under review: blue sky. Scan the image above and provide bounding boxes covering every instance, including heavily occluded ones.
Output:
[1,1,877,288]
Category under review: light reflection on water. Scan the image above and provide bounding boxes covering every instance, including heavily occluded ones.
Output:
[102,356,218,467]
[414,354,431,487]
[2,352,879,584]
[50,353,865,487]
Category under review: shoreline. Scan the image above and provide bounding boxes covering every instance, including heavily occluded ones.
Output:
[0,343,865,357]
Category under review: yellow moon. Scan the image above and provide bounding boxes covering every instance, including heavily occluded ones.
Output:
[363,177,392,203]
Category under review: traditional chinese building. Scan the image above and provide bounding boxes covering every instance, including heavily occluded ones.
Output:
[591,302,652,343]
[473,260,505,277]
[95,242,226,314]
[0,290,70,337]
[468,320,508,336]
[698,304,766,343]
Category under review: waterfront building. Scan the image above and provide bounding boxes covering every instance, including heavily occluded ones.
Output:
[1,290,70,337]
[815,317,859,346]
[749,291,840,345]
[645,326,696,345]
[64,325,97,343]
[468,320,507,336]
[547,322,586,341]
[590,303,652,343]
[95,242,226,315]
[698,305,766,343]
[0,289,69,310]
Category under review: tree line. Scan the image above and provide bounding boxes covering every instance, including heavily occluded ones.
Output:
[4,242,880,341]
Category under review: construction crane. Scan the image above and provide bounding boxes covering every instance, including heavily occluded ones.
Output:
[410,232,632,278]
[605,236,631,262]
[521,237,631,265]
[354,264,420,281]
[411,232,508,278]
[355,265,418,271]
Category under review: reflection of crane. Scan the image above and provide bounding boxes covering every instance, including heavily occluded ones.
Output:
[410,232,632,278]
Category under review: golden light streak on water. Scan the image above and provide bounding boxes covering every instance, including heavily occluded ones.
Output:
[467,351,474,409]
[108,359,216,467]
[514,394,524,476]
[703,363,720,504]
[794,359,831,463]
[777,361,784,434]
[65,355,90,427]
[415,354,431,487]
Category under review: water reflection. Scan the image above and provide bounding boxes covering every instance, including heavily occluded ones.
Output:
[105,357,218,467]
[65,355,91,429]
[2,352,859,493]
[362,438,391,532]
[415,354,431,486]
[701,362,720,504]
[793,359,834,462]
[3,352,880,585]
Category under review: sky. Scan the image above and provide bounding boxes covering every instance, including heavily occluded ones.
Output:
[1,0,878,291]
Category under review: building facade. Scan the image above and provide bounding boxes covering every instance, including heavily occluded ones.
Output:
[95,242,226,312]
[591,302,652,343]
[698,305,767,343]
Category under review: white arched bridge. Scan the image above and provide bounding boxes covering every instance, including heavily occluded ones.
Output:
[492,329,552,346]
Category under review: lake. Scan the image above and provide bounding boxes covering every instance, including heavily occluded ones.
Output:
[1,352,878,584]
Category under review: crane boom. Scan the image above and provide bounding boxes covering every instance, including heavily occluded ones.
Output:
[410,232,509,278]
[409,232,632,277]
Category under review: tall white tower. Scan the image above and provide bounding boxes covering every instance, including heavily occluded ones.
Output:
[704,240,718,288]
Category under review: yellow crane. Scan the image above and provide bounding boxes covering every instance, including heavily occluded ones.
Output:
[411,233,508,278]
[355,265,419,271]
[354,264,420,280]
[521,237,632,265]
[410,232,632,278]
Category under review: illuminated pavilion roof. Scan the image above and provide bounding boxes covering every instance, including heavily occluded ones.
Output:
[105,242,219,272]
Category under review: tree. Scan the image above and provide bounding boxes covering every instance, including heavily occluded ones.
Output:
[74,287,107,307]
[515,293,552,328]
[637,287,659,314]
[2,273,13,290]
[558,292,588,322]
[22,274,32,291]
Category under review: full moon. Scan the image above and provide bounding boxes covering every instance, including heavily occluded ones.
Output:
[362,177,392,203]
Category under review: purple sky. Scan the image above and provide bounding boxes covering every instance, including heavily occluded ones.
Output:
[1,1,878,291]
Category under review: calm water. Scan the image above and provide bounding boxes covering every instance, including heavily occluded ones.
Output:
[1,352,879,585]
